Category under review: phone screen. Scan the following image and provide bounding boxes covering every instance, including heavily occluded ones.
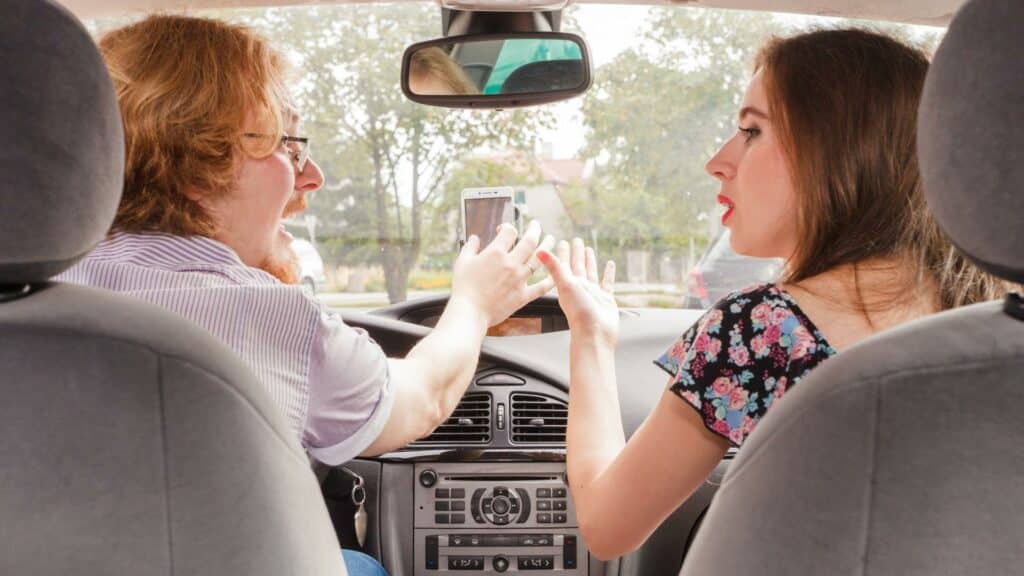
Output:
[465,196,514,248]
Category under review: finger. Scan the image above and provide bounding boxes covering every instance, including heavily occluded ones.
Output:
[487,223,519,253]
[536,249,571,287]
[460,235,481,259]
[555,239,570,264]
[525,275,556,301]
[601,260,616,293]
[510,220,542,263]
[525,234,557,276]
[571,238,586,277]
[585,247,598,283]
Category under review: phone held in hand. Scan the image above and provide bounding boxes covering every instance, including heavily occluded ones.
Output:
[460,187,517,249]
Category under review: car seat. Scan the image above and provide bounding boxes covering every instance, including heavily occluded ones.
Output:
[0,1,348,574]
[679,0,1024,573]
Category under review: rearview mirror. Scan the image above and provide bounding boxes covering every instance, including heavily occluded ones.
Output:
[401,33,591,109]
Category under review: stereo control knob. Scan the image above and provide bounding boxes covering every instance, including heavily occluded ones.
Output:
[493,556,509,573]
[419,469,438,488]
[492,496,510,515]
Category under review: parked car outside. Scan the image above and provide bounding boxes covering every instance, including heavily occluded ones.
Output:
[292,238,327,293]
[684,229,784,308]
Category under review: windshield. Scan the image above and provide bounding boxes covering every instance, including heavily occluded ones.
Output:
[91,4,942,310]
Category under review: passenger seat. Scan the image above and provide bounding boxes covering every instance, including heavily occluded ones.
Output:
[679,0,1024,574]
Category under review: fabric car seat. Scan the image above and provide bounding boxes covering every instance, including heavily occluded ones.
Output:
[0,1,347,574]
[500,59,585,94]
[680,0,1024,574]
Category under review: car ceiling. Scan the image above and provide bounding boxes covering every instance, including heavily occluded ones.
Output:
[65,0,961,26]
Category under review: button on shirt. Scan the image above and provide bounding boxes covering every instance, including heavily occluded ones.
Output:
[57,232,394,465]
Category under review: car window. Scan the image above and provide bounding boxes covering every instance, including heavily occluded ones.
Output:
[89,5,941,310]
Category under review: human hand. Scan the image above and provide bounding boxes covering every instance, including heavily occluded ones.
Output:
[450,220,555,327]
[537,238,618,345]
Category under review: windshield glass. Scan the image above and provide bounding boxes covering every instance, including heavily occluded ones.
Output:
[91,4,942,310]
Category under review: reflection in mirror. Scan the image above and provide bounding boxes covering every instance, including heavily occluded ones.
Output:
[407,38,584,96]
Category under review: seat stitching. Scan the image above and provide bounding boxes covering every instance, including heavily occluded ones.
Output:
[858,381,882,576]
[158,355,176,576]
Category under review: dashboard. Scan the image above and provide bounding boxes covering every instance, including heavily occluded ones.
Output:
[330,295,732,576]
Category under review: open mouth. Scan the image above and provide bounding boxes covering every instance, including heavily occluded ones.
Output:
[717,194,736,224]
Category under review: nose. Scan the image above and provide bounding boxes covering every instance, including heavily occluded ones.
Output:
[296,158,324,194]
[705,138,738,182]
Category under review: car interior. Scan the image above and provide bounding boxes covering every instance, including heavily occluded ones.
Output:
[2,0,1020,575]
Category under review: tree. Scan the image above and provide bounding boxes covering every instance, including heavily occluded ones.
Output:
[572,8,781,270]
[236,5,555,302]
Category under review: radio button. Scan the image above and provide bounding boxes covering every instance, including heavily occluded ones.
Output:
[553,501,567,511]
[492,497,511,515]
[435,514,450,524]
[563,535,578,569]
[435,488,449,498]
[419,469,438,488]
[426,535,439,570]
[518,556,555,570]
[451,514,466,524]
[537,513,552,524]
[537,501,551,511]
[536,488,551,498]
[448,556,485,570]
[554,513,567,524]
[435,501,449,511]
[515,488,532,523]
[451,501,466,511]
[452,488,466,498]
[554,488,567,498]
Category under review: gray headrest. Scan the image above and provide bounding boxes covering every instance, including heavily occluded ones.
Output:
[0,0,123,284]
[918,0,1024,283]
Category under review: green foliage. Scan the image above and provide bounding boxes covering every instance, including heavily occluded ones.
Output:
[231,5,555,301]
[575,8,780,254]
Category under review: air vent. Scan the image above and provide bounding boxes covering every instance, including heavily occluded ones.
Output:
[510,392,567,444]
[412,392,492,446]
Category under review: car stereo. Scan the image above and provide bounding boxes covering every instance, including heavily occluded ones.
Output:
[413,462,586,574]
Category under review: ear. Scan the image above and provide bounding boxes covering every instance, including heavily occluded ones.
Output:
[181,185,206,205]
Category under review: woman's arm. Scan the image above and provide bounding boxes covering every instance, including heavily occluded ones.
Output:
[539,240,730,560]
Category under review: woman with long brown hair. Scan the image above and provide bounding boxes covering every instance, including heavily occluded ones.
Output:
[537,28,1008,560]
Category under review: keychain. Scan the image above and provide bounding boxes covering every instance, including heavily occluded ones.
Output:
[345,468,368,549]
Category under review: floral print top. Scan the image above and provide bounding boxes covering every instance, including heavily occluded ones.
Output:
[654,283,837,447]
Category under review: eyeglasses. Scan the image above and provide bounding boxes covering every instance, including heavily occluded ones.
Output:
[242,133,311,174]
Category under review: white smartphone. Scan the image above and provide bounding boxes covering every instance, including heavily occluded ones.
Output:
[461,186,516,249]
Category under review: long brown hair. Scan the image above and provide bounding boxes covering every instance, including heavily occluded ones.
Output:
[99,15,292,237]
[756,28,1006,310]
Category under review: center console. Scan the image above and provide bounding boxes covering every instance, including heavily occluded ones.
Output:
[413,462,587,574]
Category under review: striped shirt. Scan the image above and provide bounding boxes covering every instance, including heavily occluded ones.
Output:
[57,232,394,465]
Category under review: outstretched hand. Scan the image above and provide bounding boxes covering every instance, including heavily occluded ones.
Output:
[537,238,618,345]
[451,220,556,328]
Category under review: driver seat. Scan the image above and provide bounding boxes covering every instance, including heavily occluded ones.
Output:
[680,0,1024,573]
[0,1,346,574]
